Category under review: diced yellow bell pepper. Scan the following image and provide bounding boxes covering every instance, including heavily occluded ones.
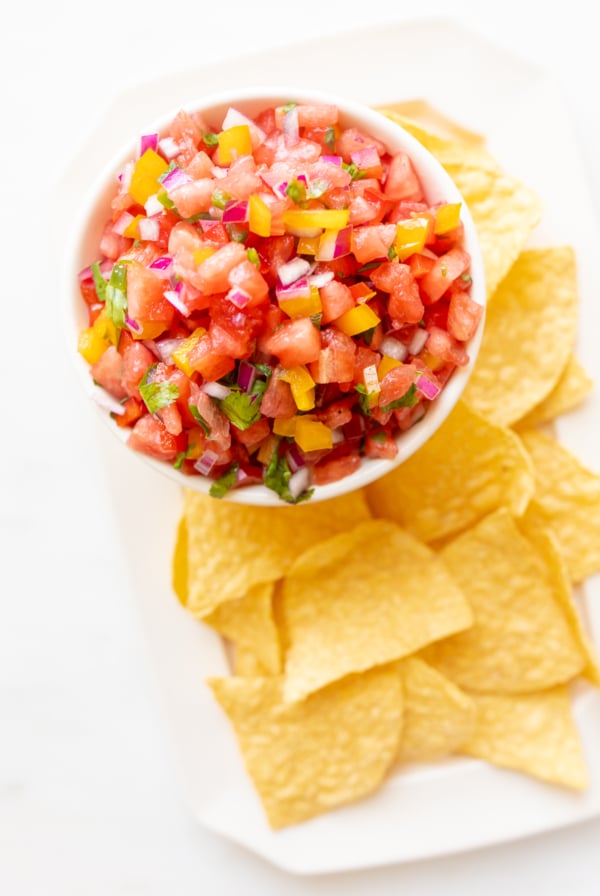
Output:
[129,149,169,205]
[172,328,207,376]
[279,285,322,319]
[186,428,205,460]
[280,366,316,410]
[78,327,110,364]
[193,246,216,265]
[283,209,350,233]
[123,214,145,239]
[273,417,298,437]
[249,194,272,237]
[217,125,252,165]
[294,418,333,452]
[421,350,446,372]
[394,217,429,261]
[335,304,380,336]
[377,355,403,379]
[434,202,462,235]
[297,235,320,256]
[257,433,278,465]
[93,308,119,346]
[131,320,170,341]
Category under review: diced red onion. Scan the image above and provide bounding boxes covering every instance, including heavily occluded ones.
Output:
[309,270,334,289]
[350,145,380,170]
[153,337,183,363]
[119,161,134,191]
[222,107,266,148]
[164,289,190,317]
[321,155,343,166]
[296,172,308,185]
[158,136,180,161]
[331,428,345,445]
[222,200,249,224]
[140,133,158,156]
[138,217,160,242]
[142,339,163,360]
[112,211,135,236]
[283,106,300,147]
[416,373,441,400]
[260,170,289,198]
[288,466,310,499]
[162,166,192,194]
[149,256,173,279]
[276,277,311,302]
[380,336,409,362]
[226,287,251,309]
[125,316,141,333]
[286,443,306,473]
[278,256,311,286]
[237,360,257,393]
[408,328,429,356]
[194,450,219,476]
[144,194,164,216]
[201,381,231,400]
[195,219,217,233]
[90,386,126,416]
[315,225,352,262]
[211,166,228,179]
[363,364,379,394]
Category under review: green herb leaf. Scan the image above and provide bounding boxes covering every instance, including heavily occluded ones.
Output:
[220,380,267,430]
[362,326,376,345]
[228,225,248,243]
[370,430,388,444]
[173,451,186,470]
[387,244,398,261]
[139,379,180,415]
[342,161,366,181]
[354,383,373,416]
[310,313,323,328]
[209,462,240,498]
[281,102,297,113]
[441,264,448,278]
[253,363,273,378]
[324,126,336,150]
[157,190,175,209]
[357,261,380,273]
[211,189,231,210]
[247,247,260,268]
[306,179,329,200]
[105,262,128,329]
[158,161,177,183]
[189,404,211,436]
[379,383,419,414]
[203,131,219,146]
[286,179,307,204]
[460,272,473,284]
[91,262,107,302]
[264,443,314,504]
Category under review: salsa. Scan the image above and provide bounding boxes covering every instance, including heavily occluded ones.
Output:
[77,101,482,502]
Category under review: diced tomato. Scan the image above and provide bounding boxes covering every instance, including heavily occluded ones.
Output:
[254,107,277,134]
[447,289,484,341]
[183,150,213,179]
[351,224,396,264]
[370,262,424,325]
[379,363,418,408]
[91,345,126,399]
[114,397,144,429]
[364,430,398,459]
[194,241,248,294]
[264,317,321,368]
[420,248,470,304]
[408,252,436,279]
[188,332,236,381]
[296,104,338,128]
[312,452,361,485]
[79,278,99,307]
[314,254,360,280]
[231,416,271,452]
[315,397,354,429]
[383,152,423,201]
[319,280,355,324]
[217,155,263,200]
[170,178,214,218]
[126,262,176,325]
[260,370,297,418]
[121,341,155,398]
[309,327,356,384]
[128,415,184,461]
[157,401,183,436]
[258,234,296,286]
[426,326,470,367]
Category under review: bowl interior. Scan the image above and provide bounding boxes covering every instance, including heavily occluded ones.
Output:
[64,86,486,506]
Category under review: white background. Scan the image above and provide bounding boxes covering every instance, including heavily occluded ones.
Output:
[2,1,600,893]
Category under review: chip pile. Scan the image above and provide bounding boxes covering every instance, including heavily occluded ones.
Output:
[172,103,600,830]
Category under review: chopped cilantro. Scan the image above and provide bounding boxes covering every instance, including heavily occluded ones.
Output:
[362,326,376,345]
[157,190,174,209]
[387,244,398,261]
[370,430,388,444]
[105,262,128,330]
[139,379,179,415]
[286,179,307,204]
[203,131,219,146]
[91,262,107,302]
[228,225,248,243]
[158,161,177,183]
[441,264,448,278]
[342,161,366,181]
[418,319,426,328]
[310,313,323,328]
[354,383,373,416]
[247,247,260,269]
[306,179,328,200]
[189,404,211,436]
[264,444,314,504]
[460,272,473,284]
[173,452,186,470]
[220,379,267,430]
[357,261,380,273]
[324,126,336,149]
[379,383,418,413]
[209,462,240,498]
[211,189,231,210]
[281,102,297,113]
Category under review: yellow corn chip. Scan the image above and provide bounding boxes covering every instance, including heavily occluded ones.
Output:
[461,687,588,790]
[423,509,587,693]
[398,658,476,764]
[171,516,189,604]
[380,109,542,296]
[208,667,403,828]
[365,401,534,543]
[520,429,600,583]
[232,644,272,678]
[280,519,473,703]
[463,248,578,427]
[379,100,486,147]
[204,582,281,675]
[517,355,594,429]
[179,488,371,616]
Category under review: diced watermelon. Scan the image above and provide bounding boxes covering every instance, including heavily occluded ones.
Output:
[264,317,321,368]
[370,262,424,325]
[447,289,484,341]
[309,327,356,384]
[383,152,423,201]
[420,248,470,304]
[127,415,184,461]
[320,280,355,324]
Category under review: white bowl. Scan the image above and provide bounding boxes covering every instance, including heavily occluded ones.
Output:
[63,86,486,506]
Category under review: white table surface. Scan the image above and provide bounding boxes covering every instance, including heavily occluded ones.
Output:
[2,2,599,892]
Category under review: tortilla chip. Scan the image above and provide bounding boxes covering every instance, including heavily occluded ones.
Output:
[233,644,272,678]
[379,100,486,147]
[398,658,476,763]
[517,355,594,429]
[280,519,473,703]
[179,488,371,616]
[204,582,281,675]
[171,516,189,604]
[365,401,534,543]
[461,688,588,790]
[463,248,578,427]
[379,109,542,296]
[423,509,587,693]
[520,429,600,583]
[208,667,403,828]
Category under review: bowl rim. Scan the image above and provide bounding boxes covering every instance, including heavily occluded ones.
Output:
[62,85,486,506]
